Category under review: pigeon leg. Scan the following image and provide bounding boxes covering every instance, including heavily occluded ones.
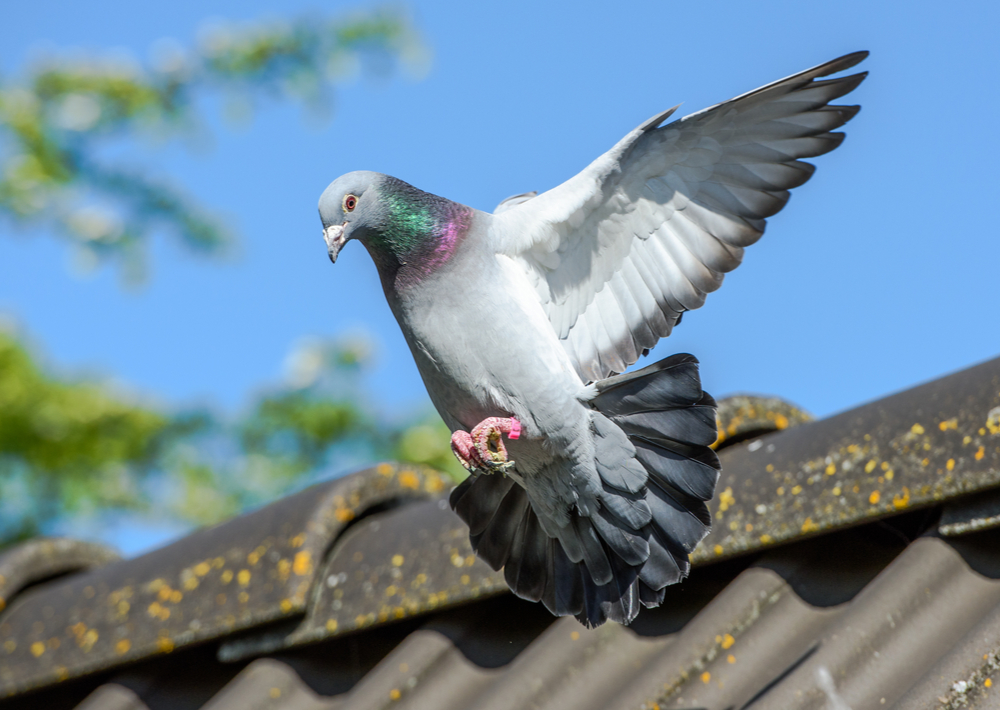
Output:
[471,417,521,473]
[450,417,521,474]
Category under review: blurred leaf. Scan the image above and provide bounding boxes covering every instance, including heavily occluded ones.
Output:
[0,329,170,539]
[0,8,428,280]
[0,328,465,545]
[0,331,167,477]
[393,416,467,483]
[241,392,366,470]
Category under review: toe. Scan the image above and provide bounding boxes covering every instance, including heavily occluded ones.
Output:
[450,430,478,471]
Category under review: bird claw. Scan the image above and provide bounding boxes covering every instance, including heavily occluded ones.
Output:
[450,417,521,474]
[450,430,479,473]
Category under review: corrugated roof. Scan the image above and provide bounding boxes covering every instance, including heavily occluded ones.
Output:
[0,356,998,709]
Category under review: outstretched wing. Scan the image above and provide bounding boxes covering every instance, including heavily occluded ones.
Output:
[493,52,868,383]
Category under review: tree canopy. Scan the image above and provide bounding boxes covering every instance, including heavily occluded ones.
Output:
[0,8,427,279]
[0,9,463,549]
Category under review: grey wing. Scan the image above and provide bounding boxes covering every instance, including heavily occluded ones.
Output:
[493,51,868,383]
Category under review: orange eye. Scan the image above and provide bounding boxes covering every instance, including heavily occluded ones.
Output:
[343,194,358,212]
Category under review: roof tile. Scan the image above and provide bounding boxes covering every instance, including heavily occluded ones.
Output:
[0,462,447,697]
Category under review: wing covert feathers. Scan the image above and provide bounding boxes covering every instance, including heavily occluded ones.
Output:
[451,354,720,626]
[500,52,868,382]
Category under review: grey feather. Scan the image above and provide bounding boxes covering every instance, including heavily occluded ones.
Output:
[612,405,719,447]
[598,482,653,529]
[580,556,641,627]
[572,515,614,586]
[593,353,704,413]
[472,483,529,570]
[592,503,650,565]
[638,531,685,590]
[591,413,648,494]
[647,478,712,554]
[633,438,721,502]
[639,581,667,608]
[543,540,585,618]
[504,509,548,602]
[451,472,516,536]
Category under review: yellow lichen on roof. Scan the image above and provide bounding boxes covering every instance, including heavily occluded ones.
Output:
[397,470,420,489]
[293,551,312,576]
[717,487,735,515]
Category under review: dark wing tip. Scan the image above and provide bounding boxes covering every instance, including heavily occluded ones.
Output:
[820,51,870,76]
[825,70,869,98]
[826,103,863,126]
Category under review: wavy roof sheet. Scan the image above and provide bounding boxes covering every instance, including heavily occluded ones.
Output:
[0,356,998,710]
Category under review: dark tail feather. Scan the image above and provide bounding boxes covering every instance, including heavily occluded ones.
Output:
[581,554,641,626]
[611,397,718,447]
[542,538,585,617]
[592,501,650,566]
[575,353,717,625]
[450,472,515,536]
[450,353,718,627]
[504,508,548,602]
[591,352,704,413]
[638,525,685,590]
[639,580,667,607]
[633,437,720,501]
[452,473,527,570]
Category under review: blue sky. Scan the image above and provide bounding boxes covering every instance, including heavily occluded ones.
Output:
[1,0,997,430]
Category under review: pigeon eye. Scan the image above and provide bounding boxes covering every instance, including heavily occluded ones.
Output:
[343,194,358,212]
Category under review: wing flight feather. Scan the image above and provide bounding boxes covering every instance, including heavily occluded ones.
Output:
[494,52,868,382]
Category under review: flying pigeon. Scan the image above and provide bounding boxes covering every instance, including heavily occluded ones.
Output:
[318,52,868,626]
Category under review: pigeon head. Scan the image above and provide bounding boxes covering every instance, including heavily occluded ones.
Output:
[318,171,474,283]
[318,170,383,264]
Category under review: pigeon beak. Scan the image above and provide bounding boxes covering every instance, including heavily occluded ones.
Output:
[323,223,347,264]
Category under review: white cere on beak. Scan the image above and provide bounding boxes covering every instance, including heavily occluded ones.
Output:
[323,223,347,264]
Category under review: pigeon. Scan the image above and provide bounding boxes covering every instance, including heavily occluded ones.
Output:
[318,52,868,626]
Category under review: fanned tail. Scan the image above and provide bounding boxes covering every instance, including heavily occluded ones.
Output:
[450,353,719,626]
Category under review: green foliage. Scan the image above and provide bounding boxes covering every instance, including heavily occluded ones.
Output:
[392,417,466,480]
[0,327,465,544]
[0,332,167,474]
[0,329,170,539]
[0,10,462,549]
[232,337,467,502]
[242,392,364,469]
[0,9,427,280]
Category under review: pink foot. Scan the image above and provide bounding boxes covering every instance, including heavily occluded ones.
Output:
[450,417,521,473]
[450,430,480,472]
